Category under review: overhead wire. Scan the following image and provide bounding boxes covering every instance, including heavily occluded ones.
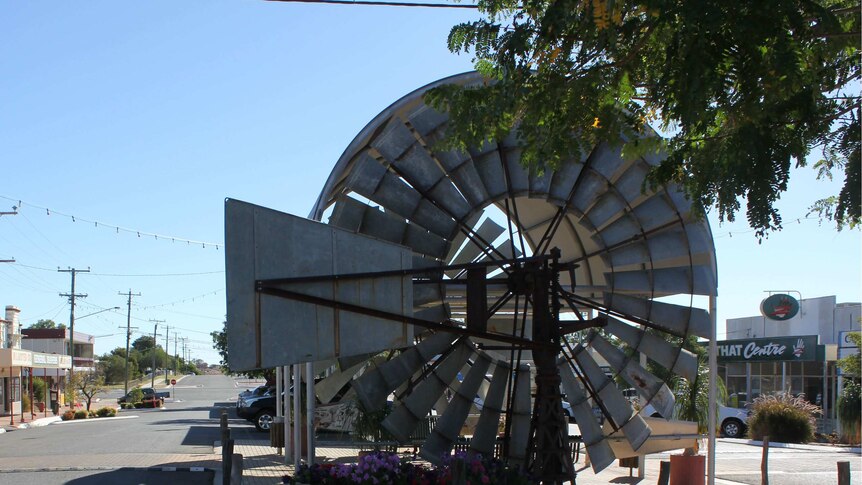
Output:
[0,195,223,249]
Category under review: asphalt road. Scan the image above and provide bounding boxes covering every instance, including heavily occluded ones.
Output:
[0,374,257,484]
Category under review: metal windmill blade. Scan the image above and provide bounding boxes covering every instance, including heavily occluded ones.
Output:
[282,72,719,483]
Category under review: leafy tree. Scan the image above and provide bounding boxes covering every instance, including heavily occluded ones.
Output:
[837,331,861,377]
[131,335,156,352]
[29,319,66,329]
[98,352,128,384]
[211,321,275,382]
[71,370,107,411]
[427,0,860,237]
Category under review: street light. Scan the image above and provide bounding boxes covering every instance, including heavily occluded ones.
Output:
[76,307,121,321]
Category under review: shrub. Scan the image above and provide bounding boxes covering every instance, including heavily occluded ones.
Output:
[128,388,144,404]
[285,451,533,485]
[74,409,89,420]
[61,410,75,421]
[33,378,47,403]
[120,402,135,409]
[88,410,97,418]
[747,393,821,443]
[96,406,117,417]
[837,380,861,444]
[21,393,31,413]
[134,402,144,409]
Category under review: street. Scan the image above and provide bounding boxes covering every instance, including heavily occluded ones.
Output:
[0,374,858,485]
[0,374,254,484]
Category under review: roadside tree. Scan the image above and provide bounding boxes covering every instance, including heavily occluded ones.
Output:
[428,0,860,237]
[71,370,107,411]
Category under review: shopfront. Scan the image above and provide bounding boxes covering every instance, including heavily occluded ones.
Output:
[717,334,838,432]
[0,349,71,418]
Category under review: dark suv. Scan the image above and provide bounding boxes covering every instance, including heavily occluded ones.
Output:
[236,388,279,431]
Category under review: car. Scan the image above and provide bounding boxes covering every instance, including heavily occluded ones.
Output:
[639,400,749,438]
[117,387,169,405]
[238,385,272,400]
[236,390,278,432]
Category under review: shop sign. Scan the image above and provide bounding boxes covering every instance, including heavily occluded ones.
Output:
[0,348,33,367]
[760,294,800,321]
[717,335,818,362]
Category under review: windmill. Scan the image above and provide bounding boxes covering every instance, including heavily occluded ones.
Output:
[226,72,717,483]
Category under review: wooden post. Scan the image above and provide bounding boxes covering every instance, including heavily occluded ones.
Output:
[760,436,769,485]
[657,460,671,485]
[223,438,234,485]
[220,409,230,445]
[838,461,850,485]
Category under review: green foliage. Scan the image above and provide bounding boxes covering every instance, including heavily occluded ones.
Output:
[837,331,861,377]
[29,319,65,329]
[21,393,31,413]
[32,378,46,402]
[96,406,117,417]
[72,371,107,411]
[428,0,861,237]
[673,361,727,435]
[837,380,861,444]
[132,336,156,353]
[747,393,821,443]
[211,320,275,381]
[352,402,395,445]
[120,402,135,409]
[73,409,88,419]
[128,387,144,404]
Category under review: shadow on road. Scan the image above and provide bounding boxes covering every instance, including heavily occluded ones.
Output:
[63,469,214,485]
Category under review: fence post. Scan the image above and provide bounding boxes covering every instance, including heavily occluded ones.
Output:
[221,410,230,445]
[760,436,769,485]
[838,461,850,485]
[223,438,234,485]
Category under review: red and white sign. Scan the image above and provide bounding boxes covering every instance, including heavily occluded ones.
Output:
[170,379,176,385]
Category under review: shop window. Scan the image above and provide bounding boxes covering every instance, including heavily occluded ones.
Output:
[726,362,745,376]
[803,361,823,376]
[791,376,803,396]
[788,361,803,376]
[761,376,776,395]
[804,377,823,405]
[11,377,20,401]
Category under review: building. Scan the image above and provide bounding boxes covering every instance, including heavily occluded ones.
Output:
[719,295,861,432]
[21,328,96,374]
[0,306,71,418]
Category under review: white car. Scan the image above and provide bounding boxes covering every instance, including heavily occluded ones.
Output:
[639,399,749,438]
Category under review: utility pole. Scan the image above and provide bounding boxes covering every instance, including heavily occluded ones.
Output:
[174,331,179,375]
[119,290,141,396]
[163,325,170,384]
[181,337,189,370]
[148,319,164,389]
[59,267,89,405]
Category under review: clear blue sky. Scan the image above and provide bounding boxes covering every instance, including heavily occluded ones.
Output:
[1,2,859,364]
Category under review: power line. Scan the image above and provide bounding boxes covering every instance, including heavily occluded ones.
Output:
[0,195,222,249]
[266,0,478,8]
[12,262,222,277]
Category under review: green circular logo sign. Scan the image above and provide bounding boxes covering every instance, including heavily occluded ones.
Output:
[760,294,800,321]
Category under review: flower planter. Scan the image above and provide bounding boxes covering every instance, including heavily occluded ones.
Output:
[669,454,705,485]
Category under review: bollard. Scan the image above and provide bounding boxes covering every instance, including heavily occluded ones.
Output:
[221,410,230,445]
[838,461,850,485]
[657,460,671,485]
[761,436,769,485]
[223,438,234,485]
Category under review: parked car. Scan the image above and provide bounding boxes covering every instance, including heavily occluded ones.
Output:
[639,399,750,438]
[117,387,169,406]
[719,404,750,438]
[238,385,273,400]
[236,389,278,431]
